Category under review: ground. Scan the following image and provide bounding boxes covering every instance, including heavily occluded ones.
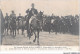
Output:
[2,30,79,46]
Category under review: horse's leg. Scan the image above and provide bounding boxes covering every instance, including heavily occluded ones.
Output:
[22,30,23,35]
[27,27,30,37]
[10,28,11,35]
[22,28,24,35]
[4,25,6,35]
[10,28,12,35]
[27,29,29,36]
[4,28,6,35]
[23,29,25,37]
[10,26,12,35]
[5,28,7,35]
[23,28,25,37]
[49,25,51,34]
[33,31,36,42]
[7,27,8,35]
[31,27,33,36]
[55,26,58,35]
[17,28,19,34]
[15,29,16,37]
[37,30,39,45]
[49,29,50,34]
[13,29,14,37]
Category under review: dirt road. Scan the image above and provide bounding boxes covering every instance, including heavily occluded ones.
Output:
[2,30,79,46]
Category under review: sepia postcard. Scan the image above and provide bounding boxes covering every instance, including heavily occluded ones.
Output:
[0,0,80,53]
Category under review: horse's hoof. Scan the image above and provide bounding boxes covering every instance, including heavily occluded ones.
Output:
[28,37,31,40]
[24,35,25,37]
[37,43,40,45]
[14,37,15,39]
[27,34,29,37]
[33,40,35,42]
[13,37,15,39]
[31,33,33,36]
[29,42,31,44]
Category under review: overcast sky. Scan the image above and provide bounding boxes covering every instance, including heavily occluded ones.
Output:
[0,0,79,16]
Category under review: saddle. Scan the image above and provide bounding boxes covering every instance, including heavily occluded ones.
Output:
[5,20,7,24]
[29,15,40,29]
[29,15,37,25]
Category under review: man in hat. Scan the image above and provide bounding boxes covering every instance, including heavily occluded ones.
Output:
[10,10,16,36]
[16,13,23,34]
[10,10,16,20]
[5,13,9,35]
[26,3,38,18]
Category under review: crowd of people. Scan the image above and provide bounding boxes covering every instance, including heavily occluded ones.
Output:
[2,3,79,36]
[4,12,79,35]
[43,14,79,35]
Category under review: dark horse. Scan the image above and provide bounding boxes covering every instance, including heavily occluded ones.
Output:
[4,19,9,35]
[26,12,43,45]
[10,18,16,38]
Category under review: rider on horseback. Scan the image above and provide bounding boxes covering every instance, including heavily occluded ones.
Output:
[5,13,9,23]
[26,3,38,38]
[10,11,16,20]
[10,11,16,36]
[17,13,23,28]
[5,13,9,34]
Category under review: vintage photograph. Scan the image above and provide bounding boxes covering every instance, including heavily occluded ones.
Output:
[0,0,79,46]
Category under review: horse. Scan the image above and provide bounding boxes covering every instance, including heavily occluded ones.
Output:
[26,12,43,45]
[16,16,23,34]
[16,16,26,35]
[4,19,9,35]
[51,16,60,34]
[9,18,16,38]
[50,18,55,32]
[21,17,26,35]
[43,16,52,34]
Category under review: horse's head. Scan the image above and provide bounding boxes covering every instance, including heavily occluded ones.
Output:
[39,11,44,16]
[36,11,44,20]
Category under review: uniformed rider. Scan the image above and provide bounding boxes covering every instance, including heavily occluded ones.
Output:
[26,3,38,37]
